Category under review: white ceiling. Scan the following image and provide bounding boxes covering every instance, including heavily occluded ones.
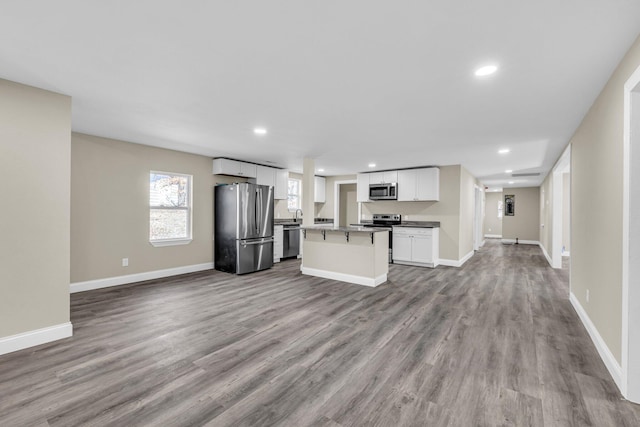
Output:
[1,1,639,189]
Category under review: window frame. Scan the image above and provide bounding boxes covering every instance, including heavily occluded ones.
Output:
[287,178,302,211]
[149,170,193,247]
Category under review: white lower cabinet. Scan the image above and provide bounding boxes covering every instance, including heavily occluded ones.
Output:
[274,225,284,263]
[392,227,439,267]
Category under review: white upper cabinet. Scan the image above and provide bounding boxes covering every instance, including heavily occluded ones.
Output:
[274,169,289,200]
[213,158,257,178]
[357,173,370,202]
[256,165,276,187]
[214,159,287,199]
[397,168,440,201]
[257,165,288,200]
[369,171,398,184]
[314,176,326,203]
[415,167,439,201]
[397,169,417,201]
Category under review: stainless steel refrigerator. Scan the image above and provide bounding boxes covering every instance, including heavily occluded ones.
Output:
[214,183,274,274]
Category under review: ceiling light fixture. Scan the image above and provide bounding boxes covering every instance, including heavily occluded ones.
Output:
[505,169,513,173]
[368,163,376,168]
[253,127,267,135]
[498,149,510,154]
[508,181,515,184]
[475,65,498,77]
[318,168,325,172]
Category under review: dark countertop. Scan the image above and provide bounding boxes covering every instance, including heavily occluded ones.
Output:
[275,218,334,226]
[350,220,440,228]
[301,225,391,233]
[274,219,301,226]
[394,221,441,228]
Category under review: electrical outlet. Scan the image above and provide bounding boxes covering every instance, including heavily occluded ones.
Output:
[122,258,129,267]
[586,289,590,302]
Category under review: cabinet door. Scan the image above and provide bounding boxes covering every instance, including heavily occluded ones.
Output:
[256,165,276,187]
[240,162,257,178]
[273,225,284,261]
[357,174,370,202]
[383,171,398,183]
[412,235,433,264]
[368,172,384,185]
[213,158,242,175]
[393,234,412,261]
[397,169,417,201]
[274,169,289,200]
[314,176,326,203]
[415,168,440,201]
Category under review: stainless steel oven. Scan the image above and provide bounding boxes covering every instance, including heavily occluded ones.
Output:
[363,214,401,262]
[369,183,397,200]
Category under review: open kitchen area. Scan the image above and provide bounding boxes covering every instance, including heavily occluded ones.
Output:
[211,157,457,287]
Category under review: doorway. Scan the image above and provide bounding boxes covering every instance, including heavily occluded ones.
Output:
[552,147,571,269]
[473,186,484,250]
[334,180,358,227]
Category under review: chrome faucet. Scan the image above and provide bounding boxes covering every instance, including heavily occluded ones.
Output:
[295,209,303,222]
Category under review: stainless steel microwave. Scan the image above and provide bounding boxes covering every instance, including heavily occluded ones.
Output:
[369,183,397,200]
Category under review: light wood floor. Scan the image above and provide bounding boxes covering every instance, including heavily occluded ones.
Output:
[1,240,639,426]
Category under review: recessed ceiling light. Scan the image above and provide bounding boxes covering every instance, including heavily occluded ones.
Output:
[317,168,325,172]
[508,181,515,184]
[368,163,376,168]
[475,65,498,77]
[505,169,513,173]
[253,127,267,135]
[498,149,510,154]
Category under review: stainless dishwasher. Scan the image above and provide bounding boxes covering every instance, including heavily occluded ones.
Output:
[282,225,300,259]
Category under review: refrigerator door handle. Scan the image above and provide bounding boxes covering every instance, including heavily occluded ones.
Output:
[240,238,274,246]
[257,187,261,235]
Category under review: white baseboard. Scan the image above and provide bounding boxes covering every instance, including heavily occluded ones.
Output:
[70,262,214,293]
[438,250,475,268]
[301,266,386,287]
[569,292,623,391]
[484,234,502,238]
[394,260,436,268]
[0,322,72,356]
[501,239,540,245]
[539,243,553,267]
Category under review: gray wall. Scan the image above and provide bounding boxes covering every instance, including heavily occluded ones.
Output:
[502,187,540,242]
[563,173,571,253]
[71,133,241,283]
[0,80,71,337]
[569,33,640,364]
[484,192,503,237]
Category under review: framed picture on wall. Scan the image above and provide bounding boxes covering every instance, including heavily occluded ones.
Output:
[505,194,515,216]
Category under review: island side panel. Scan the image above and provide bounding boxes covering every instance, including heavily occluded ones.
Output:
[301,230,388,286]
[374,231,389,278]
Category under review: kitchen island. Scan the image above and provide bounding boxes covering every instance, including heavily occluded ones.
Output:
[300,225,390,287]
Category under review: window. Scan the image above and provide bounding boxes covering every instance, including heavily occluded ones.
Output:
[149,171,192,246]
[288,178,301,210]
